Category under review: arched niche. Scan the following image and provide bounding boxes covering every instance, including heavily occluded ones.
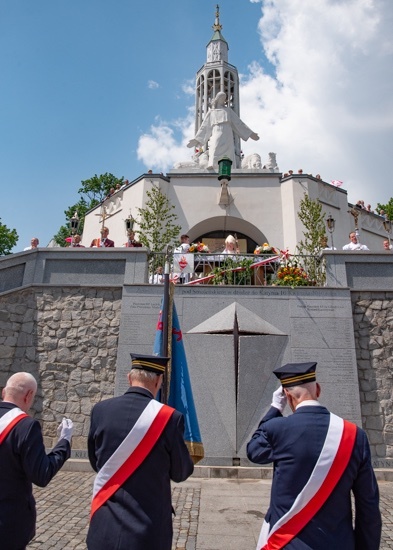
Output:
[188,216,268,253]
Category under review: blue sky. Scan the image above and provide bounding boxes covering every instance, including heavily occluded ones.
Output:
[1,0,392,251]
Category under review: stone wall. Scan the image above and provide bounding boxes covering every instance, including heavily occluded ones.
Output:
[1,280,393,463]
[352,291,393,463]
[0,286,122,449]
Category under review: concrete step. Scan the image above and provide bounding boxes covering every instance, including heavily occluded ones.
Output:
[62,459,393,481]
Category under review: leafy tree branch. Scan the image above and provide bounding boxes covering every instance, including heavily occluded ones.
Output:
[0,218,18,256]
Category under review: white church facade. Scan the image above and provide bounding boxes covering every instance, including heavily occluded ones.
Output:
[82,7,389,254]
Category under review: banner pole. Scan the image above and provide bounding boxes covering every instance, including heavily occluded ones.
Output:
[161,246,172,404]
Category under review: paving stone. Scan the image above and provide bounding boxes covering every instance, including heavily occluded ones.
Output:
[27,473,393,549]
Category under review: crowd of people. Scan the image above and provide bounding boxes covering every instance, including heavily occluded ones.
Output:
[1,359,382,549]
[355,200,374,212]
[88,227,143,248]
[23,227,392,259]
[7,211,390,548]
[104,181,129,200]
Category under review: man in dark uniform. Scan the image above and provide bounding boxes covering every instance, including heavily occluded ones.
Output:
[247,362,381,550]
[87,354,194,550]
[0,372,73,550]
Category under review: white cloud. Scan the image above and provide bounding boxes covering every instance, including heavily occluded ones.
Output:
[181,79,195,96]
[147,80,160,89]
[136,112,195,171]
[138,0,393,207]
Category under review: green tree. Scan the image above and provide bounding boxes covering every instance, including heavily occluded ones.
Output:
[137,185,181,254]
[296,193,327,285]
[0,218,18,255]
[53,198,90,247]
[376,198,393,221]
[53,174,124,247]
[78,173,123,204]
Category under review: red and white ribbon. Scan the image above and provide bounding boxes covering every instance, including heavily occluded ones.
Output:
[0,407,28,445]
[258,413,357,550]
[91,399,174,517]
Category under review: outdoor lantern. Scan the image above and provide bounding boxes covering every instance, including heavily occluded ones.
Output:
[124,213,135,234]
[218,157,232,182]
[69,212,80,235]
[325,213,336,250]
[383,217,392,235]
[326,213,335,234]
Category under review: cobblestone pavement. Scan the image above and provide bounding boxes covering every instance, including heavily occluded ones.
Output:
[28,472,393,549]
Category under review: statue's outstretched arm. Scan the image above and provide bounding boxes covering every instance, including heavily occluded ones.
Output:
[187,139,200,148]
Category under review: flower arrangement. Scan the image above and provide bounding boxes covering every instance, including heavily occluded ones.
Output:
[254,242,278,255]
[189,242,210,253]
[275,259,310,287]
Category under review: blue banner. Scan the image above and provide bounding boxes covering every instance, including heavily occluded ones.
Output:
[154,301,203,462]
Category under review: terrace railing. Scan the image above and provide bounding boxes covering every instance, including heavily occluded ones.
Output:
[148,252,325,287]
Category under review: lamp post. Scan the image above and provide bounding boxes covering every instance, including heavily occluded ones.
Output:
[68,212,80,247]
[124,212,135,235]
[383,217,392,247]
[326,213,335,249]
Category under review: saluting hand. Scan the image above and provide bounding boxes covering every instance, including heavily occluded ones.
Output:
[57,417,74,443]
[271,387,287,413]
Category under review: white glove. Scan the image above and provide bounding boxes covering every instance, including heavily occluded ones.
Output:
[271,387,287,413]
[57,418,74,443]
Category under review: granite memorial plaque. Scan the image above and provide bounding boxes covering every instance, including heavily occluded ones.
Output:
[115,292,162,396]
[184,333,236,465]
[291,347,361,422]
[117,288,361,463]
[237,333,288,462]
[288,294,361,425]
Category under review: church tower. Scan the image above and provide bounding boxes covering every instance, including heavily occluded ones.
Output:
[194,5,241,166]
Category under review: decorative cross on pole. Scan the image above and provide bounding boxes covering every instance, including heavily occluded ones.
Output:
[94,205,109,230]
[348,207,360,230]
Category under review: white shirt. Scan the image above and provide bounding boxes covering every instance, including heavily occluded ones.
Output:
[296,399,321,409]
[342,241,369,251]
[174,243,190,254]
[149,273,163,284]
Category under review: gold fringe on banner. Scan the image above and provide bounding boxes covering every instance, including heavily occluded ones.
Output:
[186,441,205,465]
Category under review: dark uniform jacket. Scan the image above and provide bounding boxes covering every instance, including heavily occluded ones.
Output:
[87,387,194,550]
[247,404,381,550]
[0,402,71,550]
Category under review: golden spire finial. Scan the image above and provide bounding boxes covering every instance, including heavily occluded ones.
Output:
[212,4,222,32]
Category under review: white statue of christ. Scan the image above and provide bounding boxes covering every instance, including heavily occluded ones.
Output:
[187,91,259,169]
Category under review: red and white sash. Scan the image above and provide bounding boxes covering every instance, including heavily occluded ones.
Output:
[257,413,357,550]
[90,399,175,518]
[0,408,28,444]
